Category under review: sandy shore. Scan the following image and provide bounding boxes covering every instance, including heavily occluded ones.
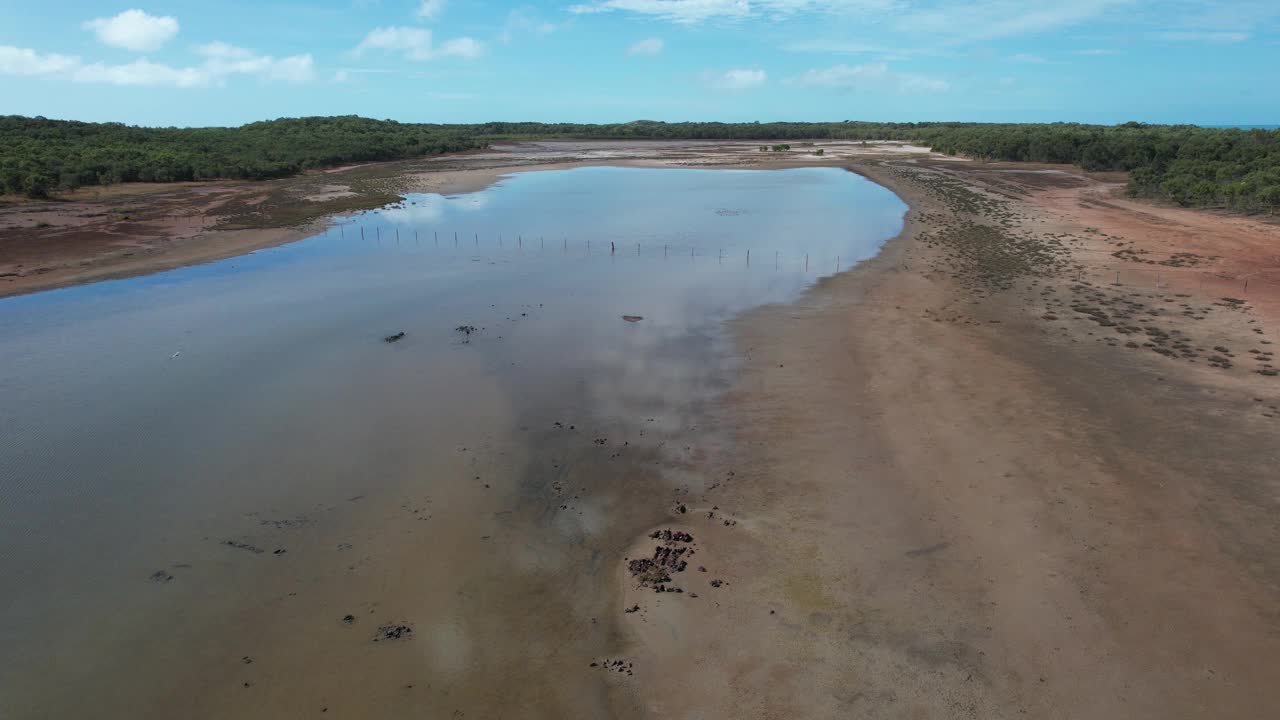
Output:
[611,158,1280,718]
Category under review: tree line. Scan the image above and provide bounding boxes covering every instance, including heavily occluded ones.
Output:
[3,116,1277,212]
[0,115,484,198]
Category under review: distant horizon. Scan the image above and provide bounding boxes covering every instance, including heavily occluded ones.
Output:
[3,2,1278,128]
[8,114,1278,132]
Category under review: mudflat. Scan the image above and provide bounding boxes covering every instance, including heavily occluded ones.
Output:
[613,156,1280,718]
[2,141,1278,719]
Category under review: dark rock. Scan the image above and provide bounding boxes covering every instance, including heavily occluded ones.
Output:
[374,624,414,642]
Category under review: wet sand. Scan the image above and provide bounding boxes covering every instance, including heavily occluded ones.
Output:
[612,159,1280,717]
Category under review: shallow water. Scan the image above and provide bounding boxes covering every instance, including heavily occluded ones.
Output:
[0,166,904,718]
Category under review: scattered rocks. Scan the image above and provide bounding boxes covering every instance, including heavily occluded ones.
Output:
[592,658,635,676]
[628,529,695,593]
[622,315,644,323]
[341,614,356,625]
[222,540,265,555]
[383,331,405,343]
[149,570,174,583]
[374,624,414,642]
[650,529,693,543]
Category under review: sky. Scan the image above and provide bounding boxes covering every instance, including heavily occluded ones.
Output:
[1,1,1277,127]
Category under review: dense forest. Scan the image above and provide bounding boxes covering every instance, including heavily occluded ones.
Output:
[0,116,484,197]
[2,116,1277,212]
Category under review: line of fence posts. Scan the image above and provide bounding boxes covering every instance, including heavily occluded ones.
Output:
[324,225,1280,297]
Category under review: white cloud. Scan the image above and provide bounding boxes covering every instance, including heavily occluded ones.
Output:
[500,8,558,44]
[893,0,1135,43]
[783,39,903,55]
[571,0,1135,54]
[0,43,314,88]
[790,62,948,93]
[354,26,484,60]
[437,37,485,59]
[356,27,434,60]
[74,59,206,88]
[194,43,316,83]
[1153,0,1280,37]
[704,67,767,90]
[1073,48,1119,55]
[0,46,81,76]
[83,9,179,52]
[570,0,899,24]
[418,0,447,20]
[1152,30,1249,43]
[628,37,665,55]
[1009,52,1047,63]
[572,0,751,23]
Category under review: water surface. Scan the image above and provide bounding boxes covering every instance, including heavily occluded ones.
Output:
[0,166,905,718]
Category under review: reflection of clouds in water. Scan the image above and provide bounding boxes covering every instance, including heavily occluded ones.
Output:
[380,192,492,225]
[0,166,907,714]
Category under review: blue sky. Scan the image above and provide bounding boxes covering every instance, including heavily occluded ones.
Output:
[1,1,1277,127]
